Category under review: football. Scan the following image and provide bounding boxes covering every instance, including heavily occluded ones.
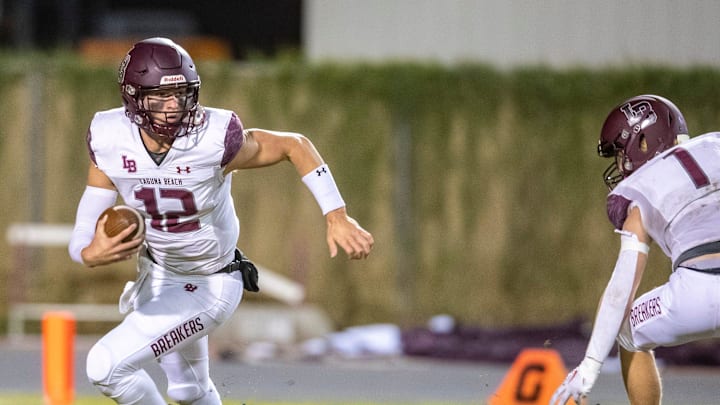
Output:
[99,205,146,242]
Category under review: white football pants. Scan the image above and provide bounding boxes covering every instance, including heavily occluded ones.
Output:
[86,255,244,404]
[618,267,720,352]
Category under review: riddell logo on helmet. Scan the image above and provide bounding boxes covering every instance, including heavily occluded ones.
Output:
[160,75,187,85]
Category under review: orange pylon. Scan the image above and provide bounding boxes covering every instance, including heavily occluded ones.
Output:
[42,311,75,405]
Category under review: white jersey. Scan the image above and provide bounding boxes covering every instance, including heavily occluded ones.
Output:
[88,107,244,274]
[608,132,720,268]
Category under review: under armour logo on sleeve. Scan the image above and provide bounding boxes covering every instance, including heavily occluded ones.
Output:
[316,167,327,176]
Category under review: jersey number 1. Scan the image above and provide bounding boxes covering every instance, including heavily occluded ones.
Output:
[665,147,710,188]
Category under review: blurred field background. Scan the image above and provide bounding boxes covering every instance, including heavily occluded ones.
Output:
[3,0,720,347]
[4,2,720,404]
[4,54,720,334]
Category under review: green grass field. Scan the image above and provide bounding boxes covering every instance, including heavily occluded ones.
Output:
[0,396,469,405]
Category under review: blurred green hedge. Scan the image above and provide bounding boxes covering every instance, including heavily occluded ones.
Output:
[3,53,720,330]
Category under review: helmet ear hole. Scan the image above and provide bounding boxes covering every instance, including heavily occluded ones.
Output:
[639,134,648,153]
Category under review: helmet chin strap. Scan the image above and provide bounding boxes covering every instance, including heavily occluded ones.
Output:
[150,119,184,138]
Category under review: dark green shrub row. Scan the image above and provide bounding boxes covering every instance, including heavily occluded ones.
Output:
[2,53,720,329]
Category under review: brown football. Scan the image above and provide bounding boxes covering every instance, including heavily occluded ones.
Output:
[99,205,146,242]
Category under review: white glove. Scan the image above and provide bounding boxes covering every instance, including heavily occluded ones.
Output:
[549,357,602,405]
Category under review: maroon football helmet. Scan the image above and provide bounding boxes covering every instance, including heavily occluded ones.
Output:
[598,94,688,189]
[118,37,205,138]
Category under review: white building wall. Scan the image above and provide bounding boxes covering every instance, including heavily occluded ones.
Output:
[304,0,720,68]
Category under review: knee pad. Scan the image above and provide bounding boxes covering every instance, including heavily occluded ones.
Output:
[168,382,202,404]
[169,380,221,405]
[86,342,114,384]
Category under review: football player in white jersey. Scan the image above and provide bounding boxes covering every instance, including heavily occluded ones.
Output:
[550,94,720,405]
[68,37,374,404]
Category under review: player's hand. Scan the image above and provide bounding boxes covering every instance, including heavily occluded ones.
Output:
[549,357,602,405]
[325,207,374,260]
[80,215,144,267]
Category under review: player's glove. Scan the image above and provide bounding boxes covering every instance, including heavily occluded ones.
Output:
[236,250,260,292]
[229,249,260,292]
[549,357,602,405]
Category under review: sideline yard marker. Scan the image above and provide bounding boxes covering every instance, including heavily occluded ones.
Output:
[488,348,568,405]
[42,311,75,405]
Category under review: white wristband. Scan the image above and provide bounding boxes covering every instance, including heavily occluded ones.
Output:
[302,164,346,215]
[615,230,650,254]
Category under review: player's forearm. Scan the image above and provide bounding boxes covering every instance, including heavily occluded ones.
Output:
[282,133,347,215]
[585,231,648,362]
[585,279,633,363]
[286,133,325,176]
[69,186,118,264]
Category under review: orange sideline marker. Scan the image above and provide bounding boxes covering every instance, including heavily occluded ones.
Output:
[42,311,75,405]
[488,348,568,405]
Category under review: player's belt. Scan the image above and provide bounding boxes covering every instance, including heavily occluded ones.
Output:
[145,248,242,274]
[147,248,259,291]
[673,240,720,270]
[677,266,720,274]
[215,250,261,292]
[214,249,244,274]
